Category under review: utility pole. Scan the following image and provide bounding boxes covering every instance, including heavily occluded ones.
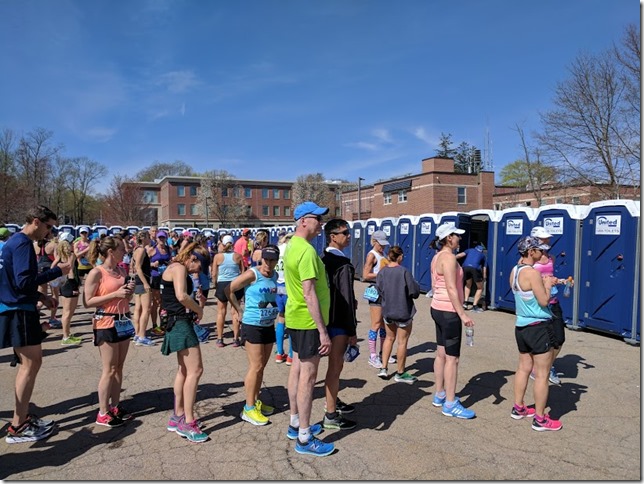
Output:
[357,177,365,220]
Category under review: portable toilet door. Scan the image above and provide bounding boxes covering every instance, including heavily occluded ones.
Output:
[468,210,502,309]
[395,215,417,274]
[158,226,170,234]
[269,227,281,246]
[493,207,536,311]
[364,218,381,254]
[126,226,140,236]
[108,225,123,236]
[350,220,365,277]
[57,224,76,238]
[172,227,185,238]
[413,213,439,292]
[577,200,640,343]
[378,217,397,246]
[5,223,21,234]
[532,204,585,325]
[187,228,200,237]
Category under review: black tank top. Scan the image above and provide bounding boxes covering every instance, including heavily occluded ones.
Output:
[161,272,193,316]
[134,249,151,285]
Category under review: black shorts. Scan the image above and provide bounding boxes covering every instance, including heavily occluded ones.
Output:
[150,275,162,290]
[93,327,131,347]
[0,310,43,349]
[215,281,244,303]
[549,301,565,347]
[59,279,80,298]
[431,307,463,357]
[77,267,92,277]
[515,320,558,355]
[241,323,276,345]
[463,266,483,283]
[286,328,321,359]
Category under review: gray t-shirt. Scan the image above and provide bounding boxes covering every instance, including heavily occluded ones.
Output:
[376,264,420,323]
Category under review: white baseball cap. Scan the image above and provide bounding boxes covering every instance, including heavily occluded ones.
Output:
[435,223,465,240]
[59,232,74,244]
[530,226,552,239]
[221,235,234,245]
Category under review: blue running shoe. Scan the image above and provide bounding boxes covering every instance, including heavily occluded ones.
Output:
[135,336,155,347]
[286,423,322,440]
[432,392,446,407]
[441,398,475,419]
[294,436,334,457]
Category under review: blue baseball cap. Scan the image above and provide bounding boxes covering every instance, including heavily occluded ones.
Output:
[293,201,329,221]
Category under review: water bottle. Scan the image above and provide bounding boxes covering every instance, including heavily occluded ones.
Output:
[563,277,573,298]
[465,326,474,346]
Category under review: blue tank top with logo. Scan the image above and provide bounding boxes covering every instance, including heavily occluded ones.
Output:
[217,252,241,282]
[242,268,278,327]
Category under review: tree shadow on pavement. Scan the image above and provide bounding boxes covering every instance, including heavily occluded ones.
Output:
[458,369,515,408]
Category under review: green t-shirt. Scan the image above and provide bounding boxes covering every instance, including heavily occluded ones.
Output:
[284,235,330,330]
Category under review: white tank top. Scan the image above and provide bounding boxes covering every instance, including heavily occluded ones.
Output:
[370,249,386,275]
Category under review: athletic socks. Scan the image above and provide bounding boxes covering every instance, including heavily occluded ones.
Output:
[298,426,311,444]
[290,414,300,428]
[368,329,378,356]
[275,322,285,354]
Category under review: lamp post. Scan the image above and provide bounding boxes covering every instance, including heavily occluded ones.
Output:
[357,177,365,220]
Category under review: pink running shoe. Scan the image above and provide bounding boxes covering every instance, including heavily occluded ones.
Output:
[510,405,536,420]
[532,414,562,431]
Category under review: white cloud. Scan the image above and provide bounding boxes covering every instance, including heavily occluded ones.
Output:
[158,70,200,93]
[85,127,117,143]
[412,126,437,146]
[345,141,379,151]
[372,128,393,144]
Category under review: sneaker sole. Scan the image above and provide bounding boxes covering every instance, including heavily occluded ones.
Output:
[394,378,417,384]
[441,410,475,419]
[177,431,208,442]
[323,422,357,430]
[240,412,268,426]
[294,445,334,457]
[167,425,178,432]
[531,424,562,431]
[95,420,126,427]
[5,426,53,444]
[432,401,445,407]
[368,361,383,369]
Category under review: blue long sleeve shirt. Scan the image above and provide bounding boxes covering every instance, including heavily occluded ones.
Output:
[0,232,63,311]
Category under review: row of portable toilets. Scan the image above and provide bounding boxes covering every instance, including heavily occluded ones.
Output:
[4,200,638,344]
[233,200,640,345]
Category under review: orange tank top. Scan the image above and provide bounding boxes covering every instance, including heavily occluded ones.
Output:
[92,265,130,330]
[430,251,464,312]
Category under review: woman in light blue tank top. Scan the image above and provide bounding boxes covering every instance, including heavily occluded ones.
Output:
[228,245,280,426]
[211,237,244,347]
[509,236,562,432]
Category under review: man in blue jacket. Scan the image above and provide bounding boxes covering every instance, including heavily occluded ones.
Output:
[0,205,71,443]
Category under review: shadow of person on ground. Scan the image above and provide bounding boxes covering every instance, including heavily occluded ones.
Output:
[458,369,515,408]
[554,353,595,379]
[406,341,437,357]
[545,381,588,419]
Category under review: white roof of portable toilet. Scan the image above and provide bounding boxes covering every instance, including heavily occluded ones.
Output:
[397,214,420,224]
[499,206,537,220]
[468,209,502,222]
[379,216,398,226]
[579,199,640,218]
[534,204,587,220]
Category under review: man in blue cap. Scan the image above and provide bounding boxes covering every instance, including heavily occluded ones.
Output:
[283,201,335,457]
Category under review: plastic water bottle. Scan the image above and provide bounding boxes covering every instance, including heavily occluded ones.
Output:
[563,277,573,298]
[465,326,474,346]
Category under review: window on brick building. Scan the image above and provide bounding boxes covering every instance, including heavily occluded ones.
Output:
[177,186,185,197]
[571,196,580,205]
[273,189,280,199]
[457,187,466,204]
[190,186,198,197]
[190,204,198,215]
[262,188,270,199]
[284,206,291,217]
[262,205,269,216]
[177,204,186,215]
[398,189,407,203]
[283,189,291,199]
[245,188,252,198]
[384,193,392,205]
[273,206,280,216]
[555,197,564,204]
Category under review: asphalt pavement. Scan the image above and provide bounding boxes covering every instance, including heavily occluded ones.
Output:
[0,281,640,480]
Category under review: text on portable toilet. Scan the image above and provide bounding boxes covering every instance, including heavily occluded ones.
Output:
[543,217,564,235]
[506,219,524,235]
[421,222,432,234]
[595,215,621,235]
[400,222,410,234]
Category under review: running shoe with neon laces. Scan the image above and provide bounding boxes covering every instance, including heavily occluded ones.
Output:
[323,414,357,430]
[241,406,269,426]
[256,400,274,416]
[432,392,446,407]
[394,372,418,384]
[286,423,323,440]
[150,326,165,336]
[95,410,126,427]
[61,335,82,346]
[111,404,134,421]
[176,418,208,442]
[135,336,155,346]
[368,355,383,369]
[275,353,286,364]
[295,436,335,457]
[441,398,476,419]
[531,414,562,431]
[548,367,561,385]
[5,420,53,444]
[285,356,293,366]
[511,405,536,420]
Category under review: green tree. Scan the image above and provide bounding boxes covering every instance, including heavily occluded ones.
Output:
[434,132,456,158]
[135,160,195,181]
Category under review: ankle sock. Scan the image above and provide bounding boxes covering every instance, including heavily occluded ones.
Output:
[368,330,377,356]
[244,404,255,412]
[325,411,338,420]
[290,414,299,428]
[298,426,311,444]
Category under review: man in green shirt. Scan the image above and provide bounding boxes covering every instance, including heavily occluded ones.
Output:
[284,201,334,457]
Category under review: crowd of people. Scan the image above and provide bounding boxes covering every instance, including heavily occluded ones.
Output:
[0,202,567,451]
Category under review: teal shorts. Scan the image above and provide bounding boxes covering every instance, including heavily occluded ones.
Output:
[161,319,199,355]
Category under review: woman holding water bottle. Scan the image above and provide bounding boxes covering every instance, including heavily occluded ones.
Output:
[429,223,475,420]
[84,236,136,428]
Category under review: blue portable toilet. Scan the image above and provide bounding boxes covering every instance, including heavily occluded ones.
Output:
[4,223,21,234]
[187,227,200,237]
[468,209,502,309]
[532,204,585,324]
[364,218,381,254]
[108,225,123,236]
[172,227,185,238]
[493,207,536,312]
[126,226,140,236]
[158,226,170,234]
[395,215,417,274]
[57,224,76,238]
[413,213,439,292]
[269,227,282,246]
[378,217,397,246]
[350,220,365,278]
[92,225,109,238]
[576,200,640,343]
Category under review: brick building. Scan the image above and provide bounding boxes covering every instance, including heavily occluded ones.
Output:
[127,176,342,228]
[340,157,496,220]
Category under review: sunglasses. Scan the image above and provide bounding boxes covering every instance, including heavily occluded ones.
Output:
[41,221,54,231]
[331,229,350,236]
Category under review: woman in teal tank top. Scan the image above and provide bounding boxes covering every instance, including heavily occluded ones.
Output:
[228,245,280,426]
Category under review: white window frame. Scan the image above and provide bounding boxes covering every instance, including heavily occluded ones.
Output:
[177,185,185,197]
[177,204,186,215]
[398,189,408,203]
[457,187,466,204]
[384,193,392,205]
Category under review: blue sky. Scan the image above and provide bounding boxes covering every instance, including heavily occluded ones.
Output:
[0,0,637,193]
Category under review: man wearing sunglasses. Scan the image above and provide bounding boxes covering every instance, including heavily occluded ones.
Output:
[284,201,335,457]
[0,205,72,443]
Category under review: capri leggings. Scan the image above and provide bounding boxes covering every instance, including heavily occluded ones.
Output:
[431,307,463,358]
